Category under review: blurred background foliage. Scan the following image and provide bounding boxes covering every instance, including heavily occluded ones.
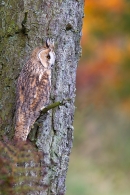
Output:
[67,0,130,194]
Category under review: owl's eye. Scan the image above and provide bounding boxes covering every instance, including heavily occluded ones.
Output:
[47,54,50,59]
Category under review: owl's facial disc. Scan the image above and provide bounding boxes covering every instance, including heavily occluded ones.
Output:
[38,50,48,68]
[38,49,55,68]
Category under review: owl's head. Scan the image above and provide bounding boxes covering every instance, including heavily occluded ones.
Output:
[37,38,56,69]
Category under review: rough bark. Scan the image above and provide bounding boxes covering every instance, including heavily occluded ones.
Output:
[0,0,84,194]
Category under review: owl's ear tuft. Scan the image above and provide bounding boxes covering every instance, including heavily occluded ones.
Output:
[46,38,54,48]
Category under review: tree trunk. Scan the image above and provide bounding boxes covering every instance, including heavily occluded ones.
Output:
[0,0,84,194]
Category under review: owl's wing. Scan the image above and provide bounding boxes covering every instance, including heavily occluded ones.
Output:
[14,60,51,141]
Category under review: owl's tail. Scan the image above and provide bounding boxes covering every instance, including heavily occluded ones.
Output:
[14,125,30,141]
[14,105,41,141]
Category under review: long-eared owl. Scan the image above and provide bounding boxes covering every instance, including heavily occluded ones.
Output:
[14,39,55,141]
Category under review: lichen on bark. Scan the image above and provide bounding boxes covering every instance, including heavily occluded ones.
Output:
[0,0,84,194]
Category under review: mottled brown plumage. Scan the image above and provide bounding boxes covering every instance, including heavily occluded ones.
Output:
[14,39,55,141]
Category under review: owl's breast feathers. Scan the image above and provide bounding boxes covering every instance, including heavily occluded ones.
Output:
[14,60,51,141]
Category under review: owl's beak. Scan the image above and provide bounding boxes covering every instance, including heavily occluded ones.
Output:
[51,63,54,68]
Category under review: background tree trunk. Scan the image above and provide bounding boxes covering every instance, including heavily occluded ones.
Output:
[0,0,84,194]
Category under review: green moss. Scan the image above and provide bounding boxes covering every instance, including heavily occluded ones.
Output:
[0,12,26,141]
[6,22,19,36]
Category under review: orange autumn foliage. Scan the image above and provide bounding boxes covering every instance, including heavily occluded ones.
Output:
[77,0,130,112]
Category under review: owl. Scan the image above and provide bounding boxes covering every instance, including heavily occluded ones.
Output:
[14,38,55,141]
